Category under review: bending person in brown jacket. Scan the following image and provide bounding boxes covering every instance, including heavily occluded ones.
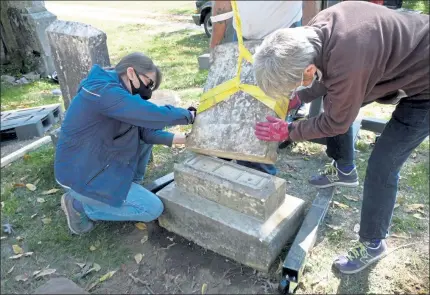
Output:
[253,1,429,274]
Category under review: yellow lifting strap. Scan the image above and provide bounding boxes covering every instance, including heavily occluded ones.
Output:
[197,0,289,120]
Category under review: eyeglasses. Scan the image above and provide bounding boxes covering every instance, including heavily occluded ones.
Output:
[135,70,155,90]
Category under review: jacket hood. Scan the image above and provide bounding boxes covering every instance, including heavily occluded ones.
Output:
[79,64,126,94]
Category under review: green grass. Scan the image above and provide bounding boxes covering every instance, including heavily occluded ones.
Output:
[0,80,61,111]
[108,25,208,91]
[403,0,430,14]
[1,27,207,110]
[168,8,195,15]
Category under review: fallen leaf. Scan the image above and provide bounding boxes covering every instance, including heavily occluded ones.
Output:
[405,204,425,213]
[12,244,23,254]
[93,263,101,272]
[23,154,31,161]
[134,253,144,264]
[99,270,116,282]
[9,254,23,259]
[13,183,26,188]
[16,236,24,241]
[7,265,15,274]
[140,236,148,244]
[76,263,86,268]
[15,274,28,282]
[20,175,29,181]
[333,201,349,209]
[33,178,41,186]
[89,245,97,251]
[41,218,51,224]
[31,213,38,219]
[135,223,147,231]
[413,213,425,220]
[41,188,60,195]
[32,270,41,277]
[26,184,36,191]
[35,268,56,279]
[202,283,208,294]
[24,252,33,257]
[326,224,341,231]
[344,195,359,202]
[36,198,45,203]
[353,223,360,233]
[417,209,427,215]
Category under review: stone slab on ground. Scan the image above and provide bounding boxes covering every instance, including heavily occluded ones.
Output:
[175,155,286,221]
[33,277,88,294]
[157,182,305,272]
[46,20,110,110]
[186,41,281,164]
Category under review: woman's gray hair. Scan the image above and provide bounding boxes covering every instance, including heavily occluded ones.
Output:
[115,52,162,90]
[253,27,321,99]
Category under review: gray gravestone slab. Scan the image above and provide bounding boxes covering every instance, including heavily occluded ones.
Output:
[186,41,283,164]
[174,155,286,221]
[33,277,88,294]
[46,20,110,109]
[157,182,305,272]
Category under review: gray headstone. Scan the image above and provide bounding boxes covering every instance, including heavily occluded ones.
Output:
[33,277,88,294]
[157,155,306,272]
[46,20,110,110]
[3,2,57,75]
[186,41,285,164]
[149,90,181,107]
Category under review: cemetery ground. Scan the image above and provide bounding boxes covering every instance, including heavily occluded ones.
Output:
[1,1,429,294]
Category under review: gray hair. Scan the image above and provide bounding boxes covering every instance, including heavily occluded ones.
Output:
[253,27,321,98]
[115,52,162,90]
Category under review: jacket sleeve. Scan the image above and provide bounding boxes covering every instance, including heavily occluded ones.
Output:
[140,128,174,146]
[98,85,192,129]
[289,53,370,142]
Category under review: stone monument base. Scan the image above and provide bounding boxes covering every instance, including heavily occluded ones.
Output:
[157,155,305,272]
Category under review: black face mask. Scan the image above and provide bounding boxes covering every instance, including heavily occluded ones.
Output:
[130,72,152,100]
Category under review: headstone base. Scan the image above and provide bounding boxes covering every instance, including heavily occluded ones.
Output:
[157,182,305,272]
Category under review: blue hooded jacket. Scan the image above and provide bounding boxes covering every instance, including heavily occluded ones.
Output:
[54,65,192,207]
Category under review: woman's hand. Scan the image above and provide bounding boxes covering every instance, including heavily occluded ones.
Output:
[172,133,187,145]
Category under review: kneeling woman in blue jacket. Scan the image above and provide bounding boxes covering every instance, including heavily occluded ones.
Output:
[54,52,196,235]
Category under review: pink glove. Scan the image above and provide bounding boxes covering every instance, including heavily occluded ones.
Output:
[255,116,289,142]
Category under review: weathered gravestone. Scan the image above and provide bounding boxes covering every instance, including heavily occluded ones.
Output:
[157,155,305,272]
[46,20,110,110]
[1,1,57,75]
[186,41,283,164]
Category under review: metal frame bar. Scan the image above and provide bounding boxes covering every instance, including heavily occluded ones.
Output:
[278,187,335,294]
[144,172,174,193]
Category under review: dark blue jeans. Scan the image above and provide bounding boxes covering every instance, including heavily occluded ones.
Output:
[329,96,430,240]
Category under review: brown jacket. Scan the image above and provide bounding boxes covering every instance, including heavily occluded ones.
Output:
[289,1,429,142]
